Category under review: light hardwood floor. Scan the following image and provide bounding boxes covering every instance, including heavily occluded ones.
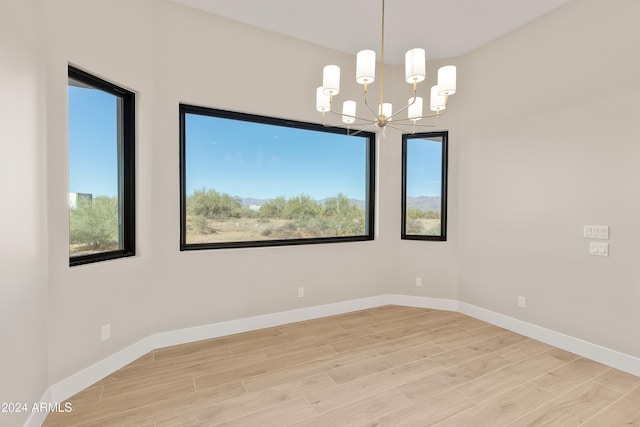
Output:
[44,305,640,426]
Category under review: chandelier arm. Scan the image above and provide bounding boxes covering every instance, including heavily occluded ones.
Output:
[387,86,419,121]
[328,102,378,124]
[401,114,442,130]
[385,123,408,133]
[381,112,442,133]
[362,84,379,119]
[391,109,446,123]
[389,92,416,120]
[347,123,378,137]
[406,121,438,128]
[318,116,375,133]
[374,120,438,135]
[327,95,377,123]
[415,109,445,122]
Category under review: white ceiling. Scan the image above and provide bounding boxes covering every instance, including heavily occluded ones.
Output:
[171,0,572,64]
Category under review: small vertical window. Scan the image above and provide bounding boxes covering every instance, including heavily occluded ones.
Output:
[402,131,448,241]
[68,66,135,265]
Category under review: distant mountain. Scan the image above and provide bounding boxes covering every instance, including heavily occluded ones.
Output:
[240,196,437,211]
[240,197,366,209]
[343,198,366,210]
[406,196,441,211]
[241,197,268,207]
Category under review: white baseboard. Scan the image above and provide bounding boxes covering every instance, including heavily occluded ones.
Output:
[46,295,389,407]
[23,388,50,427]
[458,301,640,377]
[386,294,459,311]
[151,294,390,350]
[30,294,640,427]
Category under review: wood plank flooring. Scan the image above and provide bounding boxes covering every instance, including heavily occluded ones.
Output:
[43,305,640,426]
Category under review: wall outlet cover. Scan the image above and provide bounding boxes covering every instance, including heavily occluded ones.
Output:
[518,296,526,308]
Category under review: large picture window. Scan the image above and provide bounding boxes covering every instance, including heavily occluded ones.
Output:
[180,104,375,250]
[402,131,448,241]
[68,66,135,265]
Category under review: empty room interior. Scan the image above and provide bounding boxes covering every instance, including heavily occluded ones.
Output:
[2,0,640,425]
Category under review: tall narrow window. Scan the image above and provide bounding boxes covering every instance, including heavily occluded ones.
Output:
[180,104,375,250]
[68,66,135,265]
[402,131,448,241]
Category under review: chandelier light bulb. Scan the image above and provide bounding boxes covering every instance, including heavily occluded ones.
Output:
[405,48,426,83]
[408,97,423,120]
[342,100,356,124]
[316,87,330,112]
[430,85,446,112]
[323,65,340,96]
[356,50,376,84]
[437,65,457,95]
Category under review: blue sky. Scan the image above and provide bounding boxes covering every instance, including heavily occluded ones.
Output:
[69,83,440,201]
[405,136,443,197]
[68,83,119,197]
[185,114,368,201]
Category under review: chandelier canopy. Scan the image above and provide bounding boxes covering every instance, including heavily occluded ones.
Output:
[315,0,457,135]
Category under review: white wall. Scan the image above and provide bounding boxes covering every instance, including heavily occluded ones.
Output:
[387,59,462,300]
[43,0,156,384]
[148,0,391,333]
[0,0,48,425]
[42,0,393,385]
[3,0,640,421]
[456,0,640,357]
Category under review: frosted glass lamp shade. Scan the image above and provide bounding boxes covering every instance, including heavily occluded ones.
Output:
[405,48,426,83]
[316,87,330,112]
[323,65,340,96]
[356,50,376,84]
[430,85,446,112]
[408,97,423,120]
[342,100,356,124]
[437,65,456,95]
[378,102,393,120]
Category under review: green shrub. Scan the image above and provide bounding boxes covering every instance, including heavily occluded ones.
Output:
[259,196,287,219]
[424,224,441,236]
[192,215,211,234]
[187,188,243,219]
[283,195,321,221]
[406,218,424,234]
[321,193,365,235]
[407,208,440,220]
[69,196,119,250]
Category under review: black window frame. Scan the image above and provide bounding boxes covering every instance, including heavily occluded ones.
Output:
[179,104,376,251]
[401,130,448,241]
[68,65,136,266]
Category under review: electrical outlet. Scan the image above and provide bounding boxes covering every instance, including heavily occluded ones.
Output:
[298,287,304,298]
[101,324,111,341]
[518,296,526,308]
[415,277,423,287]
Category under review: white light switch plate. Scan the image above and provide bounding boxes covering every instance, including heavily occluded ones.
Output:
[584,225,609,239]
[597,226,609,239]
[589,242,609,257]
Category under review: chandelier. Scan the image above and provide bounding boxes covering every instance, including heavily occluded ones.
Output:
[315,0,457,135]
